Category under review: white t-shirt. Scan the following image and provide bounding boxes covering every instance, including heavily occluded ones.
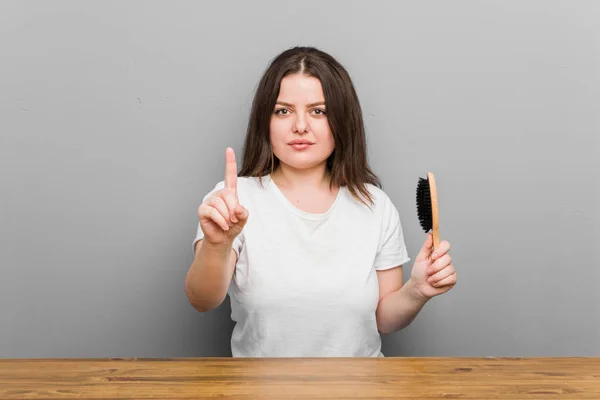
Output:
[193,174,411,357]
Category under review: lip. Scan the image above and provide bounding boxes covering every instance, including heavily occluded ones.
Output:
[288,140,314,145]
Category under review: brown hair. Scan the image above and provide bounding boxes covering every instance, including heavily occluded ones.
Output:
[238,46,382,207]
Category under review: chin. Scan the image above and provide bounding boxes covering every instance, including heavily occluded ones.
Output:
[276,156,327,171]
[281,161,322,170]
[273,146,333,171]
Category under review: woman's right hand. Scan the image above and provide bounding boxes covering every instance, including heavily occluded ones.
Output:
[198,147,249,245]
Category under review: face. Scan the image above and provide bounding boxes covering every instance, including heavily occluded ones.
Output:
[269,74,335,172]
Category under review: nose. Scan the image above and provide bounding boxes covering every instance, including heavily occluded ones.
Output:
[293,113,309,134]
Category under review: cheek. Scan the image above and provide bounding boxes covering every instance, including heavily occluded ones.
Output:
[269,118,288,141]
[314,121,334,146]
[269,120,293,156]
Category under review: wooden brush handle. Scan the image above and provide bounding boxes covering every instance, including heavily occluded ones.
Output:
[427,172,440,251]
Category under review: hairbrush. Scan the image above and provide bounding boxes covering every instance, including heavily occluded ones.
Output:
[416,172,440,251]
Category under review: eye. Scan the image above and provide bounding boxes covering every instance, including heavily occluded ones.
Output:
[312,108,326,116]
[274,108,289,115]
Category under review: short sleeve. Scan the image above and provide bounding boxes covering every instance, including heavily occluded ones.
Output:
[373,195,411,271]
[192,180,244,259]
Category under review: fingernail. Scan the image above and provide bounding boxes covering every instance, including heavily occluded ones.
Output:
[432,253,438,259]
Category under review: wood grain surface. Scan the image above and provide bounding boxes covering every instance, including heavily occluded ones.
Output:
[1,357,599,399]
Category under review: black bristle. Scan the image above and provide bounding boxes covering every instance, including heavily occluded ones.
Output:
[416,177,432,233]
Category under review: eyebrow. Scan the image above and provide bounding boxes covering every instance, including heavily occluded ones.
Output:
[275,101,326,108]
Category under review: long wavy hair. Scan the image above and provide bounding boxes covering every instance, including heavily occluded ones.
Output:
[238,46,382,207]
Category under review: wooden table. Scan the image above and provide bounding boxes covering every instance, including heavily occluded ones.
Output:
[1,357,599,399]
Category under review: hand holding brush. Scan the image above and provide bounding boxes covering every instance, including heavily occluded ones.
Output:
[409,172,457,299]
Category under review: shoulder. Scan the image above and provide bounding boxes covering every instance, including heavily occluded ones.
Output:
[364,183,387,202]
[363,183,397,214]
[203,176,269,200]
[206,176,269,191]
[238,175,270,189]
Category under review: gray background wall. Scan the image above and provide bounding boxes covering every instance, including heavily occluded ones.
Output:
[1,0,598,358]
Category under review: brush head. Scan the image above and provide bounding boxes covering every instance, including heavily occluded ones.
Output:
[416,176,432,233]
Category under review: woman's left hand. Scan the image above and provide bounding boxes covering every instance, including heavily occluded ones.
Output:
[410,233,457,300]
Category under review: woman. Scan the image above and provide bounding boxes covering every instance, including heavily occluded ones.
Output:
[185,46,457,357]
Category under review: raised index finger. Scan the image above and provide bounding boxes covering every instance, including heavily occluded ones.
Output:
[224,147,238,193]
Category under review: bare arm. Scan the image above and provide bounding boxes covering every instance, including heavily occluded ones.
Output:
[185,239,237,312]
[185,147,248,312]
[376,276,429,335]
[375,234,457,335]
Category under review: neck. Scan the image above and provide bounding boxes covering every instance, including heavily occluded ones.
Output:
[271,162,332,190]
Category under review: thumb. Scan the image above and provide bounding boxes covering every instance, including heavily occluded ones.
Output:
[415,233,433,262]
[227,205,249,238]
[235,204,249,224]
